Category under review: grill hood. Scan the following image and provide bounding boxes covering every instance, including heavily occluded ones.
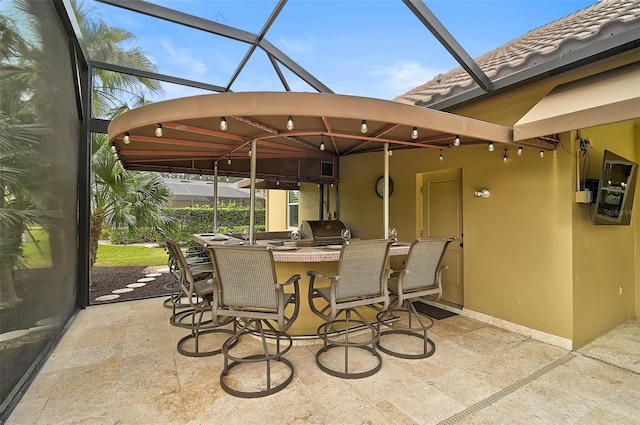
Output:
[300,220,347,246]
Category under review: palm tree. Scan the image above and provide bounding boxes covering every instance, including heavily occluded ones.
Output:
[72,0,162,118]
[90,134,173,267]
[70,1,173,267]
[0,5,57,308]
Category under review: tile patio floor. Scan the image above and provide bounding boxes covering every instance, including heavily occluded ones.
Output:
[6,298,639,425]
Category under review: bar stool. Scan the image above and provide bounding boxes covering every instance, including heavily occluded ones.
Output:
[307,239,392,379]
[376,238,454,359]
[165,238,234,357]
[208,245,301,398]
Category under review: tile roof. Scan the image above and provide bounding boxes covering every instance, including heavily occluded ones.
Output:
[394,0,640,107]
[162,178,264,202]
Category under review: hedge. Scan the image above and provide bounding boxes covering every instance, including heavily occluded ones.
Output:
[109,206,266,245]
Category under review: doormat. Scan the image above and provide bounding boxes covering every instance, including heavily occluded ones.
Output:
[414,303,458,320]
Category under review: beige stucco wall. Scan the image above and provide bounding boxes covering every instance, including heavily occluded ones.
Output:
[565,122,638,348]
[570,123,637,348]
[340,140,576,340]
[266,190,288,231]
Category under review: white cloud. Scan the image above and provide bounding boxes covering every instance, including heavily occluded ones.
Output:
[160,39,208,75]
[369,61,443,95]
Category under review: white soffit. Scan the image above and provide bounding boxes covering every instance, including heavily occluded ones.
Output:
[514,63,640,141]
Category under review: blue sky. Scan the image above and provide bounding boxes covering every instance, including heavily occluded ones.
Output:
[90,0,598,101]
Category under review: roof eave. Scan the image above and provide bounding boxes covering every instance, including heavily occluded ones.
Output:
[423,27,640,112]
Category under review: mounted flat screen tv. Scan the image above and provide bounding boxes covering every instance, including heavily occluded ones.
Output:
[593,150,638,225]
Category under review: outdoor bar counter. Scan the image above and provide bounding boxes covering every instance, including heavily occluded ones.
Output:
[192,233,410,338]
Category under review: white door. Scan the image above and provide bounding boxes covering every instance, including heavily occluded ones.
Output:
[420,168,463,306]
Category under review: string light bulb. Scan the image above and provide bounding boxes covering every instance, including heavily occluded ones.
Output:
[439,148,443,161]
[155,124,163,137]
[227,158,232,165]
[286,116,294,131]
[453,135,461,146]
[388,149,393,156]
[488,142,495,152]
[518,146,523,156]
[248,149,252,156]
[123,132,130,144]
[219,117,227,131]
[360,120,368,134]
[540,150,545,158]
[503,149,508,163]
[411,127,419,140]
[320,133,325,151]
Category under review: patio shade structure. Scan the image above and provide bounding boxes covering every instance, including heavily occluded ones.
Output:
[107,91,516,241]
[514,63,640,141]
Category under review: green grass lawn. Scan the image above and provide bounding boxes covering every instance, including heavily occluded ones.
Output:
[95,244,169,267]
[21,228,169,268]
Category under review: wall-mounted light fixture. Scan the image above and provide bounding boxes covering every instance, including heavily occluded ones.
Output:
[474,189,491,198]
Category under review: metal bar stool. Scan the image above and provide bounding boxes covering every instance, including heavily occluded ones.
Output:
[308,239,392,379]
[165,238,234,357]
[208,245,300,398]
[376,238,454,359]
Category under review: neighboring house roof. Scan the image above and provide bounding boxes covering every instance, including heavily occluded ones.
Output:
[394,0,640,109]
[162,178,264,203]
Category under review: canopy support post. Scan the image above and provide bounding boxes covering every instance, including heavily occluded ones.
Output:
[384,142,390,238]
[249,139,257,245]
[213,160,218,232]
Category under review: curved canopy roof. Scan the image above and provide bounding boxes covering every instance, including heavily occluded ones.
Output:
[108,91,513,185]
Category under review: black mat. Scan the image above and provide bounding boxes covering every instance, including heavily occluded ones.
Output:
[414,303,458,320]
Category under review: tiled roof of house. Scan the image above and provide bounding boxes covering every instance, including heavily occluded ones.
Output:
[162,178,264,202]
[394,0,640,107]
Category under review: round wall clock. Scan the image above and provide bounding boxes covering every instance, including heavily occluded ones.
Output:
[375,176,394,198]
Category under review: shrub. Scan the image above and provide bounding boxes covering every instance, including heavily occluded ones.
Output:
[109,206,266,244]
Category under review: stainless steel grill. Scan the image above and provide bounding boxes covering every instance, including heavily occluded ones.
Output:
[300,220,347,246]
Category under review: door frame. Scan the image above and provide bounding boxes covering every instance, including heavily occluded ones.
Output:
[416,167,464,306]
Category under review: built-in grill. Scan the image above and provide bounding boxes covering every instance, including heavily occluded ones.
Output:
[300,220,347,246]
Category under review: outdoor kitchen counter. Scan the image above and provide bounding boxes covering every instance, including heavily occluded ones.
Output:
[192,233,411,339]
[192,233,411,261]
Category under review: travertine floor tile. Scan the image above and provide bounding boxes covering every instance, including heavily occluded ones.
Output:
[6,299,639,425]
